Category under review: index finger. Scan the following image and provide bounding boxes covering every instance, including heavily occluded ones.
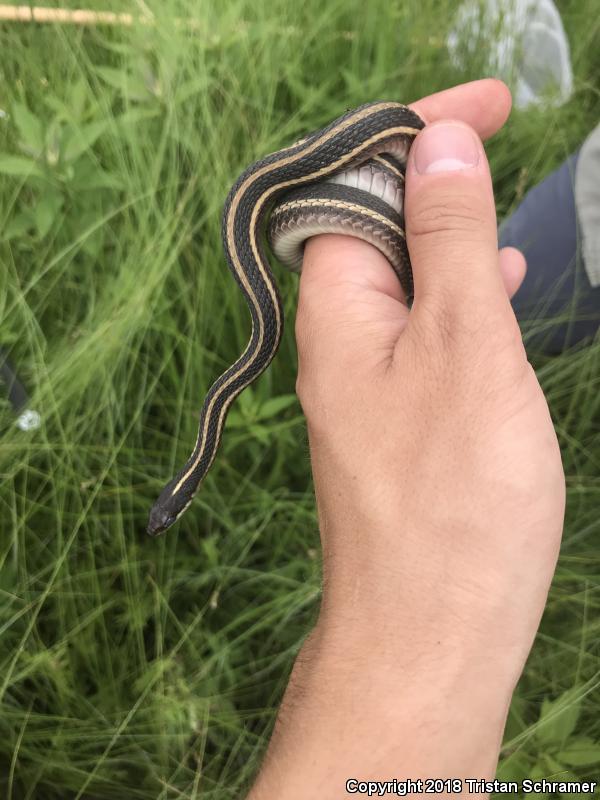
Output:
[409,78,512,141]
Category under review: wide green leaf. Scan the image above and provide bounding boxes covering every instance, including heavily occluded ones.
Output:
[536,687,584,746]
[12,102,44,154]
[62,120,108,163]
[95,66,151,101]
[256,394,298,420]
[559,737,600,766]
[0,154,44,177]
[34,190,63,238]
[2,211,33,240]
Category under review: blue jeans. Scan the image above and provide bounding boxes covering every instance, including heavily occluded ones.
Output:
[500,151,600,354]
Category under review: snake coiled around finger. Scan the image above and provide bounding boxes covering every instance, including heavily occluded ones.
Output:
[147,101,425,535]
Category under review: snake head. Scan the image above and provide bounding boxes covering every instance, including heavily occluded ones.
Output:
[147,504,178,536]
[147,479,194,536]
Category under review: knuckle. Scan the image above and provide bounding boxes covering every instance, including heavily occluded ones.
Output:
[411,295,526,382]
[407,190,487,240]
[409,299,460,366]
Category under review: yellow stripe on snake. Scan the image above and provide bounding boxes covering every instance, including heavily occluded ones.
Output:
[147,102,424,535]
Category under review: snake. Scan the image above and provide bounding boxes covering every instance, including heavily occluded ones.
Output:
[147,101,425,536]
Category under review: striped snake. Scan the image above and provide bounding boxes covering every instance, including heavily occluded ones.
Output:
[147,101,425,535]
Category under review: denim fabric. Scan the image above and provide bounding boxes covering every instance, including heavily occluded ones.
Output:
[500,151,600,353]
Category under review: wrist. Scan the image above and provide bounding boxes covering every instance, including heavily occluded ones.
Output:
[317,612,512,774]
[249,618,510,800]
[316,603,514,724]
[318,554,529,698]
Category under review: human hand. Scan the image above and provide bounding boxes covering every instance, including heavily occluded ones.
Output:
[248,79,565,798]
[298,78,564,672]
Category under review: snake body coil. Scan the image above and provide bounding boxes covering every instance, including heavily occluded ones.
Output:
[147,101,424,535]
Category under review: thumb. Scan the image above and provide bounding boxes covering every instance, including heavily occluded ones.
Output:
[405,120,512,331]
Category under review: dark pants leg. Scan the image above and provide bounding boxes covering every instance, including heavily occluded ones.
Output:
[500,151,600,354]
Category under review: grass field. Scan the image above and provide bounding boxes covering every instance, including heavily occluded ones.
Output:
[0,1,599,797]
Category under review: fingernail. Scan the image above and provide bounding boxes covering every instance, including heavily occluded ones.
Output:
[412,122,480,175]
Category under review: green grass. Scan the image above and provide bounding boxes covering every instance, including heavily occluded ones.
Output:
[0,0,599,797]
